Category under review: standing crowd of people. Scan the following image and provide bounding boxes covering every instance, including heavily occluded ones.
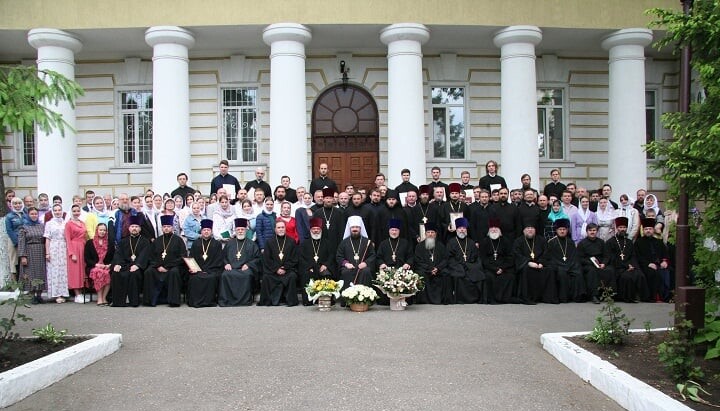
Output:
[3,159,676,307]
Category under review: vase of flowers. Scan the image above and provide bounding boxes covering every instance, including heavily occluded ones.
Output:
[305,278,343,312]
[374,267,424,311]
[341,284,379,312]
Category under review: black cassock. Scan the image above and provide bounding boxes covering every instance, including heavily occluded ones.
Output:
[478,236,515,304]
[143,233,187,306]
[438,200,468,242]
[313,206,345,250]
[576,237,616,299]
[111,234,149,307]
[634,236,671,301]
[299,238,336,305]
[414,240,451,305]
[605,235,647,303]
[546,235,584,303]
[218,237,261,306]
[447,236,488,304]
[513,235,557,304]
[186,237,223,308]
[259,235,299,306]
[376,237,414,305]
[336,236,376,293]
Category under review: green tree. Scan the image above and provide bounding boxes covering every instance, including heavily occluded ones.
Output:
[0,65,84,217]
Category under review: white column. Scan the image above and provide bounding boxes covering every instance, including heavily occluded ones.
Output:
[602,29,653,198]
[145,26,195,192]
[380,24,430,188]
[27,28,82,205]
[263,23,311,187]
[493,26,542,189]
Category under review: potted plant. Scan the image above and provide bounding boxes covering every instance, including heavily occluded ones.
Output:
[341,284,379,312]
[374,267,424,311]
[305,278,343,311]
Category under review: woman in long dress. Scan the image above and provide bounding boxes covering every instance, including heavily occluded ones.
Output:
[84,223,115,306]
[570,196,597,244]
[65,204,88,303]
[18,207,46,303]
[44,204,70,303]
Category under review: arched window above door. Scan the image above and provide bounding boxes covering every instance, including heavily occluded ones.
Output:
[313,85,378,135]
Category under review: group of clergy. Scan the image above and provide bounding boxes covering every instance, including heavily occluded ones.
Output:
[108,180,671,307]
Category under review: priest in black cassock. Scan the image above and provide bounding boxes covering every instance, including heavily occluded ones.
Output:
[478,219,515,304]
[447,217,489,304]
[186,219,223,307]
[404,185,436,244]
[313,187,345,249]
[258,220,299,306]
[336,216,376,298]
[545,218,584,303]
[375,190,408,246]
[513,222,557,304]
[111,215,150,307]
[376,218,414,305]
[605,217,647,303]
[299,217,336,306]
[143,215,187,307]
[576,223,615,303]
[218,218,262,306]
[414,222,451,304]
[635,217,671,302]
[439,183,468,243]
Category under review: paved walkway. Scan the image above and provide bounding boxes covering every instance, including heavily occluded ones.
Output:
[6,301,673,410]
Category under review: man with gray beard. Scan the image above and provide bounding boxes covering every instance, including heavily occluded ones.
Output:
[478,219,516,303]
[447,217,488,304]
[113,193,154,244]
[299,218,336,305]
[414,222,451,304]
[218,218,262,306]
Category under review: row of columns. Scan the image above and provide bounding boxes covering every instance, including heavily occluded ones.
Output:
[26,24,652,200]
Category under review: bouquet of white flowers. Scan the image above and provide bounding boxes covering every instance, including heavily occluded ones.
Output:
[374,266,424,297]
[341,284,379,306]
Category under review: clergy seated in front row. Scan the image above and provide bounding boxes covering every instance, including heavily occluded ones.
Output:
[336,216,376,298]
[376,218,414,305]
[545,218,585,303]
[513,223,558,304]
[447,217,491,304]
[576,223,616,303]
[218,218,262,307]
[635,217,672,303]
[299,217,336,306]
[258,220,299,306]
[606,217,648,303]
[111,215,150,307]
[143,215,187,307]
[186,219,223,308]
[414,222,452,305]
[477,219,516,304]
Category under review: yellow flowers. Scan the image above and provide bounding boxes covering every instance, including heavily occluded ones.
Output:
[305,278,344,301]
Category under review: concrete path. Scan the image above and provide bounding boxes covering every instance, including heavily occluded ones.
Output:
[5,301,673,411]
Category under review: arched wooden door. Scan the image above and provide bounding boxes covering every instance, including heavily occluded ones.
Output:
[312,84,379,192]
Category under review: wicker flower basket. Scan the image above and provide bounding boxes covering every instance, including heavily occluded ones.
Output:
[349,303,369,312]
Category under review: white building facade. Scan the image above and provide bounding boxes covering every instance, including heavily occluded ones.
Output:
[0,1,679,202]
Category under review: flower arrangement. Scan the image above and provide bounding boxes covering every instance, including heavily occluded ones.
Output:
[374,267,424,297]
[305,278,343,302]
[341,284,379,306]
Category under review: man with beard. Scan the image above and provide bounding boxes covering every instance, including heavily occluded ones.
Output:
[376,218,414,305]
[114,193,155,244]
[259,220,299,306]
[605,217,647,303]
[447,218,488,304]
[414,222,451,304]
[186,219,223,307]
[478,219,515,304]
[634,217,671,302]
[520,174,539,199]
[336,216,375,294]
[546,218,584,303]
[299,218,336,306]
[111,215,150,307]
[346,191,372,229]
[405,185,436,244]
[513,223,557,304]
[273,185,288,209]
[510,189,523,207]
[218,218,262,306]
[143,215,187,307]
[478,160,507,193]
[244,166,272,199]
[313,187,345,248]
[517,189,543,233]
[469,189,492,246]
[494,187,520,242]
[365,188,385,244]
[439,183,467,243]
[376,190,408,245]
[576,223,614,303]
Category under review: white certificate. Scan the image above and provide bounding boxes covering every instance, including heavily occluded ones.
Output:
[449,212,464,231]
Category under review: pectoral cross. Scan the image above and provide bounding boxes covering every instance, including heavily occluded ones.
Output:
[278,252,284,260]
[530,252,535,259]
[313,255,319,262]
[202,254,208,261]
[354,253,359,262]
[493,252,497,260]
[392,253,396,262]
[236,251,242,260]
[562,256,566,262]
[161,252,167,259]
[131,254,136,262]
[463,254,467,262]
[620,252,625,260]
[326,221,330,229]
[422,217,428,224]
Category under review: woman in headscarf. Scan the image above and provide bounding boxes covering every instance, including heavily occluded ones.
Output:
[595,197,616,241]
[570,196,597,244]
[18,207,46,302]
[544,200,569,239]
[157,197,181,236]
[236,199,257,242]
[84,223,115,306]
[642,193,665,235]
[182,201,204,250]
[65,204,88,303]
[294,192,315,243]
[617,193,640,240]
[44,204,69,303]
[211,195,236,243]
[254,197,276,250]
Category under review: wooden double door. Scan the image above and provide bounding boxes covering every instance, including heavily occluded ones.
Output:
[312,85,379,192]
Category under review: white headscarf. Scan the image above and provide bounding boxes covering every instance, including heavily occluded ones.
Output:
[343,215,368,239]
